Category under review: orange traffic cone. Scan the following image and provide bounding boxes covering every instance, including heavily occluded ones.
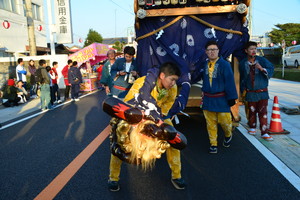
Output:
[268,96,289,134]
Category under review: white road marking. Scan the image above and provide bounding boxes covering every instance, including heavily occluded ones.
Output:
[237,125,300,192]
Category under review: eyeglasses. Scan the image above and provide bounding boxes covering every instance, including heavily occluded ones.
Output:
[206,49,219,52]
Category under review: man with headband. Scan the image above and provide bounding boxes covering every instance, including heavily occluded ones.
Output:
[239,41,274,141]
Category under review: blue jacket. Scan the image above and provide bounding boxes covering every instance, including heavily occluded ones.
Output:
[239,56,274,102]
[110,58,138,98]
[68,66,82,85]
[201,57,238,112]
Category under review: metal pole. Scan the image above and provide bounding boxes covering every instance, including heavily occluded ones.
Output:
[127,27,133,44]
[24,0,37,56]
[281,40,286,78]
[282,48,285,78]
[46,0,56,55]
[248,0,253,39]
[115,9,117,39]
[282,63,285,78]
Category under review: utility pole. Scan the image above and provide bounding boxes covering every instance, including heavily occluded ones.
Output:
[24,0,37,56]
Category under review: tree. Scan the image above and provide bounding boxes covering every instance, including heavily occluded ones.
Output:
[268,23,300,47]
[112,41,126,53]
[84,29,103,47]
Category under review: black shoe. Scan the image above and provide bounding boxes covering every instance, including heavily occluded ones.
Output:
[171,178,186,190]
[223,135,232,148]
[108,180,120,192]
[209,146,218,154]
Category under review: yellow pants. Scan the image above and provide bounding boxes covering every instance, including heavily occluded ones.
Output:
[203,110,232,146]
[241,90,249,121]
[109,147,181,181]
[109,118,182,181]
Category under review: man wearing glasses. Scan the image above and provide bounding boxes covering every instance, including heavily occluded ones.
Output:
[200,40,238,154]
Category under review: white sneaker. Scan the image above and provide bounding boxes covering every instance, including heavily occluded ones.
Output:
[75,98,80,102]
[57,100,62,103]
[248,128,256,135]
[261,134,273,141]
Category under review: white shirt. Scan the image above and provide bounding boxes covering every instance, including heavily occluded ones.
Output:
[16,64,27,82]
[124,62,132,81]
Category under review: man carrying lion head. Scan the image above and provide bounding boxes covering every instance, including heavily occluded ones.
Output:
[104,62,187,191]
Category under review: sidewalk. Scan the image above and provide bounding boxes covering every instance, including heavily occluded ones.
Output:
[0,97,41,125]
[0,89,97,126]
[237,78,300,179]
[238,101,300,178]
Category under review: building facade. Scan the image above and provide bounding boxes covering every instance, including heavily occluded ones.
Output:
[251,33,272,47]
[0,0,47,57]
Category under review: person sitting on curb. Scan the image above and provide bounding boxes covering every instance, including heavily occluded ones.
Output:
[16,80,28,104]
[2,79,21,107]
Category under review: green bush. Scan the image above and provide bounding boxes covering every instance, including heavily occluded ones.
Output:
[26,75,32,90]
[273,68,300,82]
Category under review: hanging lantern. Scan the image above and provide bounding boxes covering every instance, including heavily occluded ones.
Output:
[292,40,297,45]
[2,20,10,29]
[37,25,43,31]
[79,38,83,43]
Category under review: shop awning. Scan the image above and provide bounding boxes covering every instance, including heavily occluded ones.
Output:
[68,43,110,66]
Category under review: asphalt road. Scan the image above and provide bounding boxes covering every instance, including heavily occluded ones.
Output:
[0,91,299,200]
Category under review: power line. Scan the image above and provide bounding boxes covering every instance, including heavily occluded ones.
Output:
[109,0,134,16]
[253,7,297,23]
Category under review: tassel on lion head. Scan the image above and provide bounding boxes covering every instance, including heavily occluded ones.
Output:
[110,118,170,170]
[104,97,187,170]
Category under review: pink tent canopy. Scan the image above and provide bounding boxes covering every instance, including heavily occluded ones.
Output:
[68,43,110,66]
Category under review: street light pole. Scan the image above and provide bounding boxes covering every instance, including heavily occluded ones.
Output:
[46,0,56,55]
[24,0,37,56]
[115,9,117,39]
[248,0,253,39]
[127,26,134,44]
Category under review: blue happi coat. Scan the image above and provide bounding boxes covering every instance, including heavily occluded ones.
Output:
[201,57,238,113]
[239,56,274,102]
[110,58,138,98]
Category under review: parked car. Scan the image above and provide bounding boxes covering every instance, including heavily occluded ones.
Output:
[282,45,300,68]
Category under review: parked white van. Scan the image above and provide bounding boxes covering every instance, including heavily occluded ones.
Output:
[282,45,300,68]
